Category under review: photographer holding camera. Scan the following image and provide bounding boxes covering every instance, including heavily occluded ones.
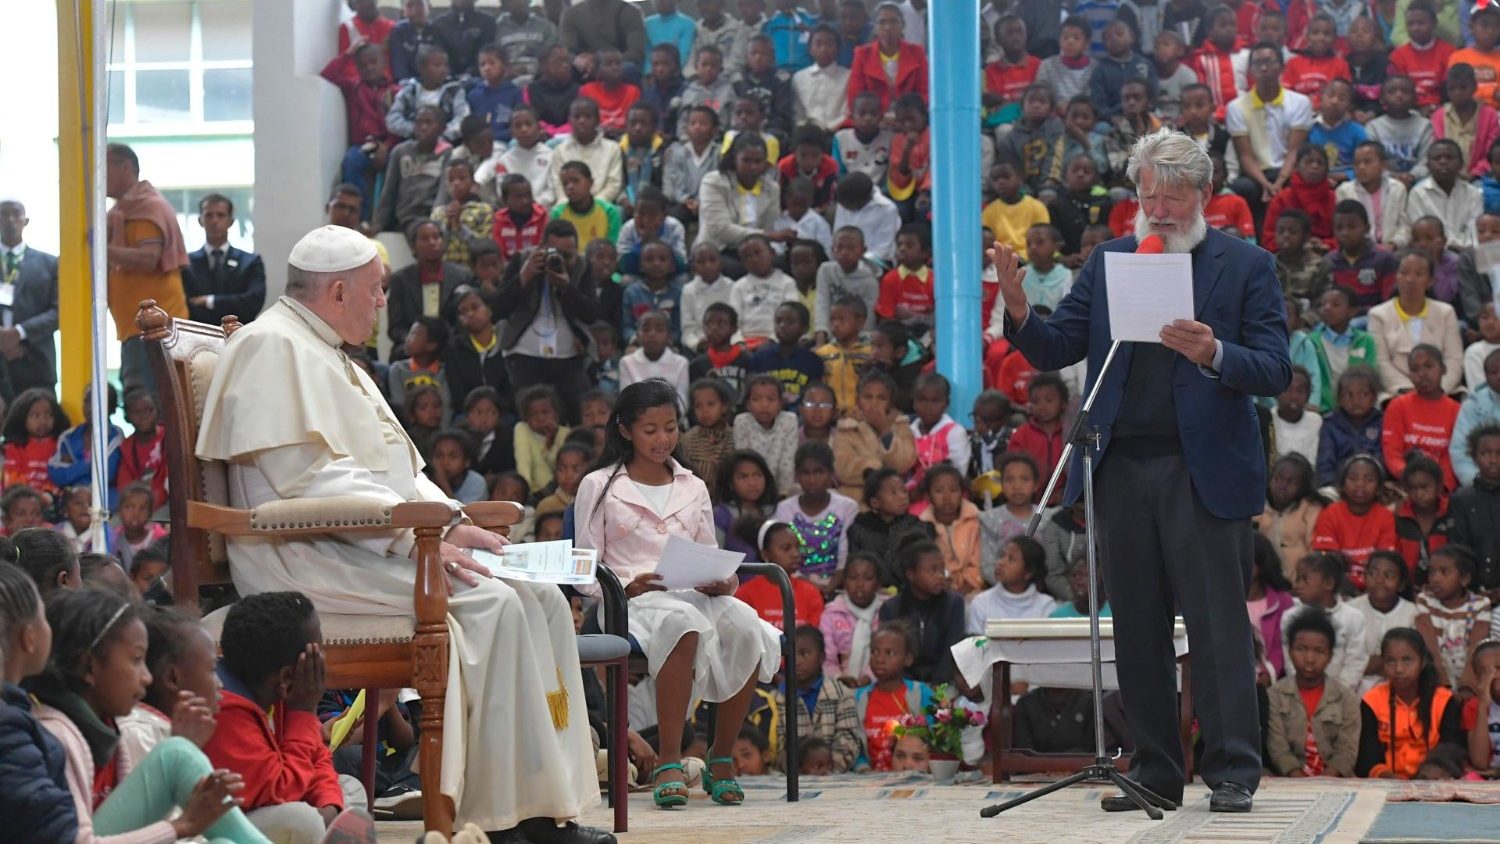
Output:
[495,218,601,423]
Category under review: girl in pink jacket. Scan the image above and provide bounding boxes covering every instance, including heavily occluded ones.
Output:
[573,379,780,810]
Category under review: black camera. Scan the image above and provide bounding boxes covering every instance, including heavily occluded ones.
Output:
[544,248,566,274]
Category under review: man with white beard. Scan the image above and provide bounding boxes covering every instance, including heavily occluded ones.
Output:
[196,225,613,844]
[990,129,1291,815]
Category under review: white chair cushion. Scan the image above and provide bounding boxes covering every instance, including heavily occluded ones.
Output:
[201,605,415,646]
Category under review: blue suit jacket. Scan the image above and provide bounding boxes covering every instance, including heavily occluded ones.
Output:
[1006,227,1291,520]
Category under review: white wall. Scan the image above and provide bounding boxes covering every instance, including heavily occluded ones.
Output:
[0,3,61,254]
[252,0,348,301]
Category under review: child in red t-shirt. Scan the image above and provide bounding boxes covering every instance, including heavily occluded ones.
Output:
[116,387,168,511]
[1263,145,1337,251]
[1311,454,1398,589]
[577,48,641,134]
[983,14,1040,107]
[875,224,936,330]
[1283,14,1353,103]
[1,388,65,501]
[737,520,826,630]
[1388,3,1455,110]
[1007,373,1068,501]
[1204,153,1257,238]
[856,622,933,772]
[1382,345,1461,490]
[491,174,548,265]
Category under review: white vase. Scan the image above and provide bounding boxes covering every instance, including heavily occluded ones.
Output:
[929,758,960,783]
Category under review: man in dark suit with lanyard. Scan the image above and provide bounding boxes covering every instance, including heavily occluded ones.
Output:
[183,193,266,326]
[0,199,59,393]
[991,128,1291,814]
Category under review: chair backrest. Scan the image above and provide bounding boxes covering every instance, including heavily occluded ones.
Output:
[136,300,242,613]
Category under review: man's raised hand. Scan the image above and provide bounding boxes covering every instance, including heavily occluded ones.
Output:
[987,242,1030,325]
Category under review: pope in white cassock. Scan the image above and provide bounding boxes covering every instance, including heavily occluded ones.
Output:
[195,225,613,844]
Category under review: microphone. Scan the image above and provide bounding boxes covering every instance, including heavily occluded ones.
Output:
[1136,234,1165,254]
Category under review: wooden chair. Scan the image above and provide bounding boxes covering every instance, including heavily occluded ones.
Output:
[137,300,521,836]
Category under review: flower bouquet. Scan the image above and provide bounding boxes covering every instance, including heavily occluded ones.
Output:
[892,684,988,779]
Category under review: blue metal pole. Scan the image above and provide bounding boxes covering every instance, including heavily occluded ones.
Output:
[928,0,983,420]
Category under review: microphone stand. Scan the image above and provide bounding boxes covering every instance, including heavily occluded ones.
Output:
[980,339,1175,821]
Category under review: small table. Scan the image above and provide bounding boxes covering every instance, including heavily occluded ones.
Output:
[951,618,1193,784]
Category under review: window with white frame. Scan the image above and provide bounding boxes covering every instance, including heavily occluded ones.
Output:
[106,0,252,130]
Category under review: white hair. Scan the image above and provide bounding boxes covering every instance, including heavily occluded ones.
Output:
[1125,128,1213,192]
[284,258,378,302]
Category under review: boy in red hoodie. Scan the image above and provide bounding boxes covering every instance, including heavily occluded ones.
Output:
[207,592,345,833]
[1263,144,1336,252]
[1007,373,1068,504]
[1189,5,1242,117]
[577,48,641,135]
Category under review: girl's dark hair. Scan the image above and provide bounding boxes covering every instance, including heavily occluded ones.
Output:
[922,463,966,499]
[793,440,834,471]
[1406,342,1443,373]
[0,560,41,646]
[874,618,918,657]
[517,384,561,418]
[1364,550,1414,600]
[142,605,203,700]
[737,725,771,753]
[1336,365,1381,401]
[1006,535,1048,592]
[997,450,1040,480]
[1431,544,1479,593]
[403,383,444,425]
[1380,627,1442,762]
[716,449,779,509]
[862,467,902,507]
[758,520,794,552]
[119,482,154,510]
[800,380,835,405]
[556,441,594,466]
[430,428,478,466]
[492,470,532,504]
[1268,453,1324,507]
[1251,532,1294,594]
[2,388,68,445]
[29,587,143,698]
[1336,453,1385,488]
[1299,552,1348,593]
[11,528,78,600]
[688,378,735,424]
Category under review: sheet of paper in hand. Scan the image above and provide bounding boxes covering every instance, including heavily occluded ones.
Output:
[1104,252,1194,343]
[653,535,746,590]
[470,540,599,585]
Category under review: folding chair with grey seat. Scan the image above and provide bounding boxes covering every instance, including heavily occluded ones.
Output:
[137,300,524,836]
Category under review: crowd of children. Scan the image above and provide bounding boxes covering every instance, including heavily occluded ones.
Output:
[15,4,1500,832]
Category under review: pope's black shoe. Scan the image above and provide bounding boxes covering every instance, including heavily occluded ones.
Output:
[1209,782,1254,813]
[514,819,616,844]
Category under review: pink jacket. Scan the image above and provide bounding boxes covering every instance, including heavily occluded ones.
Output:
[819,593,887,680]
[32,702,177,844]
[1432,104,1500,178]
[574,458,716,589]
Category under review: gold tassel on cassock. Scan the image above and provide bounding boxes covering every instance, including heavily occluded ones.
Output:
[547,667,569,730]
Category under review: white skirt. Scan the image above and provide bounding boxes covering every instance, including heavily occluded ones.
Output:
[628,590,782,703]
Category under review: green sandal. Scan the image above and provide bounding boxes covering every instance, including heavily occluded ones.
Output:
[651,762,689,809]
[702,757,745,806]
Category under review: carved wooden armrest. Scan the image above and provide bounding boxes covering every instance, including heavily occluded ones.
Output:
[188,499,460,537]
[460,500,524,531]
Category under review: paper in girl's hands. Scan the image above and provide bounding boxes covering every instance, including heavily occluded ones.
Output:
[469,540,599,585]
[653,535,745,590]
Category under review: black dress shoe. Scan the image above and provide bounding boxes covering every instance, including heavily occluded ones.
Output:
[1100,792,1179,812]
[485,831,531,844]
[514,820,617,844]
[1209,782,1253,813]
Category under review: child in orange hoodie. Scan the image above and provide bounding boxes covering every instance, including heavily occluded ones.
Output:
[1356,627,1464,779]
[1263,144,1337,252]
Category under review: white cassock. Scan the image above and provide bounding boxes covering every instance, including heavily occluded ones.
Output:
[196,296,597,831]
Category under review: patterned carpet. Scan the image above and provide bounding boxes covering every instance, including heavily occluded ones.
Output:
[371,775,1500,843]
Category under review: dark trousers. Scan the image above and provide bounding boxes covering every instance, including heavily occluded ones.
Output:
[1095,447,1262,799]
[504,353,593,425]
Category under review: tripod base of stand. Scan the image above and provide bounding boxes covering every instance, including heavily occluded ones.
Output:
[979,760,1175,821]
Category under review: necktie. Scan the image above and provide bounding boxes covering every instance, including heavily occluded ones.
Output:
[3,251,15,279]
[210,249,224,273]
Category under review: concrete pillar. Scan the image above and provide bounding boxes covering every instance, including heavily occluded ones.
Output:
[251,0,348,302]
[928,1,984,417]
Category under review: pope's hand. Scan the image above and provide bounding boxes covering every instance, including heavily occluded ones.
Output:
[447,523,508,553]
[986,243,1029,325]
[1160,319,1217,367]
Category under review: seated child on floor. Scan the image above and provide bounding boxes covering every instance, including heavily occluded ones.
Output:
[1357,628,1466,779]
[1266,607,1361,776]
[854,621,935,772]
